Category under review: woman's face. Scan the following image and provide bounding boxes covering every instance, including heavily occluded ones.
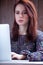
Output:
[15,4,29,26]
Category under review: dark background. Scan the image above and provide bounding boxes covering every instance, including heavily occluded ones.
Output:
[0,0,43,32]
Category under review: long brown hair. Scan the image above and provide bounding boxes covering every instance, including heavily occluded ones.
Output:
[12,0,38,42]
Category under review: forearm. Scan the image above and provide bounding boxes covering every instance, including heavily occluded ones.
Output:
[16,54,26,60]
[20,50,43,61]
[30,51,42,61]
[11,52,26,60]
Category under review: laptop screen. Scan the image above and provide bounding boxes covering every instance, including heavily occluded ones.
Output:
[0,24,11,61]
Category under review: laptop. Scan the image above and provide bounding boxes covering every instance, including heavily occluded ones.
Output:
[0,24,11,61]
[0,24,29,63]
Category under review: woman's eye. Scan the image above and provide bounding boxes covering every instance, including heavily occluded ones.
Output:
[23,11,27,14]
[15,11,19,14]
[15,11,27,15]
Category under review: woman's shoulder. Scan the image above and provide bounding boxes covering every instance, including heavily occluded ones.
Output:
[35,30,43,51]
[37,30,43,40]
[37,30,43,36]
[34,30,43,43]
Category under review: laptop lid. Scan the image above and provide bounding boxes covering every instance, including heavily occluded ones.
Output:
[0,24,11,61]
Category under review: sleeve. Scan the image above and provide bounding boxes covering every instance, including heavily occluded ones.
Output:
[20,50,31,60]
[30,34,43,61]
[20,34,43,61]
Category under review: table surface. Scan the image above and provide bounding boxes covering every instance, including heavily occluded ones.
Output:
[0,60,43,64]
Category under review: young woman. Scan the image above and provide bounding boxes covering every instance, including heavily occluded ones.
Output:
[11,0,43,61]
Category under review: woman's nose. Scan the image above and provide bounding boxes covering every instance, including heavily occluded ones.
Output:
[19,13,23,17]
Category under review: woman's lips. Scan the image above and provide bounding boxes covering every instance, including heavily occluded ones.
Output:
[19,20,24,23]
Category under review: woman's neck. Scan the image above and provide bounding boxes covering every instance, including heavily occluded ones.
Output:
[19,25,28,35]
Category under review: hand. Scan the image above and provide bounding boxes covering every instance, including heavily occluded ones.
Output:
[11,52,26,60]
[11,52,17,59]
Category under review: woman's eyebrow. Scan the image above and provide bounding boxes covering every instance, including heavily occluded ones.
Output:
[22,9,27,11]
[15,9,26,11]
